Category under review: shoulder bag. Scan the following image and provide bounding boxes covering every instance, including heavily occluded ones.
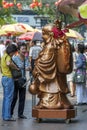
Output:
[17,59,26,89]
[73,70,86,84]
[11,59,22,79]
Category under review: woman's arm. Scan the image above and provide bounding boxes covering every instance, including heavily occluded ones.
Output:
[6,60,19,70]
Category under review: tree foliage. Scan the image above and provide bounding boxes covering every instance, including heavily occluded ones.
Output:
[0,0,78,26]
[29,0,78,24]
[0,0,16,25]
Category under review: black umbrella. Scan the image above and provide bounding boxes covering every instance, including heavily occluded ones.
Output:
[32,32,43,41]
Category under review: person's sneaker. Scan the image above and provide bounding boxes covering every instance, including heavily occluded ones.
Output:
[18,115,27,119]
[3,117,16,121]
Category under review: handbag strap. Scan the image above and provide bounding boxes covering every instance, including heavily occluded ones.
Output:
[11,58,20,69]
[23,58,26,77]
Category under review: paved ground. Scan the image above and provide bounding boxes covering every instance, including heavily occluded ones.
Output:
[0,73,87,130]
[0,89,87,130]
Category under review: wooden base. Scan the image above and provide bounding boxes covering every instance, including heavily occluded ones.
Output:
[32,108,76,123]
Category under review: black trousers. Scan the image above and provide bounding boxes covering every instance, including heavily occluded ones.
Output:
[31,59,35,71]
[11,81,26,116]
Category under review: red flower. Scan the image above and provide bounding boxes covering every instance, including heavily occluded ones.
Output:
[52,27,65,38]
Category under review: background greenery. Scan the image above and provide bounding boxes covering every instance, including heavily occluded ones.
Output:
[0,0,78,26]
[0,0,16,25]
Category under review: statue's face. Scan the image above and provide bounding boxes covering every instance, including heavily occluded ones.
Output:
[42,24,53,42]
[42,29,49,42]
[42,24,53,41]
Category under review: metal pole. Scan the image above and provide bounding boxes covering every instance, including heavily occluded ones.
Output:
[32,95,36,107]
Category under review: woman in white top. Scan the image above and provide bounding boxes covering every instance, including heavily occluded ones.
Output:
[67,44,78,97]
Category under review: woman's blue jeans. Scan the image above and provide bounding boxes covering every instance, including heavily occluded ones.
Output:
[1,76,14,120]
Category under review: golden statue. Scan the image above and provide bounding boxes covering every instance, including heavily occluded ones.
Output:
[29,20,73,109]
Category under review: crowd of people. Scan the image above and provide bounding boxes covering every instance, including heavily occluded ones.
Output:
[67,43,87,105]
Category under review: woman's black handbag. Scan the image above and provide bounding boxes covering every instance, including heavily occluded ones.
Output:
[11,59,22,79]
[11,69,22,79]
[73,71,86,84]
[17,58,26,89]
[17,77,26,88]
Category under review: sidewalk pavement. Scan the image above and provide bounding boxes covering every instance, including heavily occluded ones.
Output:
[0,89,87,130]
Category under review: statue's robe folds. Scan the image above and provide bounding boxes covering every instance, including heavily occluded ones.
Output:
[30,37,73,109]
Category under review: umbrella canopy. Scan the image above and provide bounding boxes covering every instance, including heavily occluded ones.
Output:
[65,29,84,40]
[33,32,43,41]
[18,31,43,41]
[18,32,34,40]
[1,24,26,35]
[15,23,34,32]
[0,29,7,36]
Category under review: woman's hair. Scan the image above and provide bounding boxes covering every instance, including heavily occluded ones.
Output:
[6,44,17,55]
[18,43,27,50]
[78,44,85,53]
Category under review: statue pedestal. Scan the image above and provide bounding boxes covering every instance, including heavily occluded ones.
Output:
[32,108,76,123]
